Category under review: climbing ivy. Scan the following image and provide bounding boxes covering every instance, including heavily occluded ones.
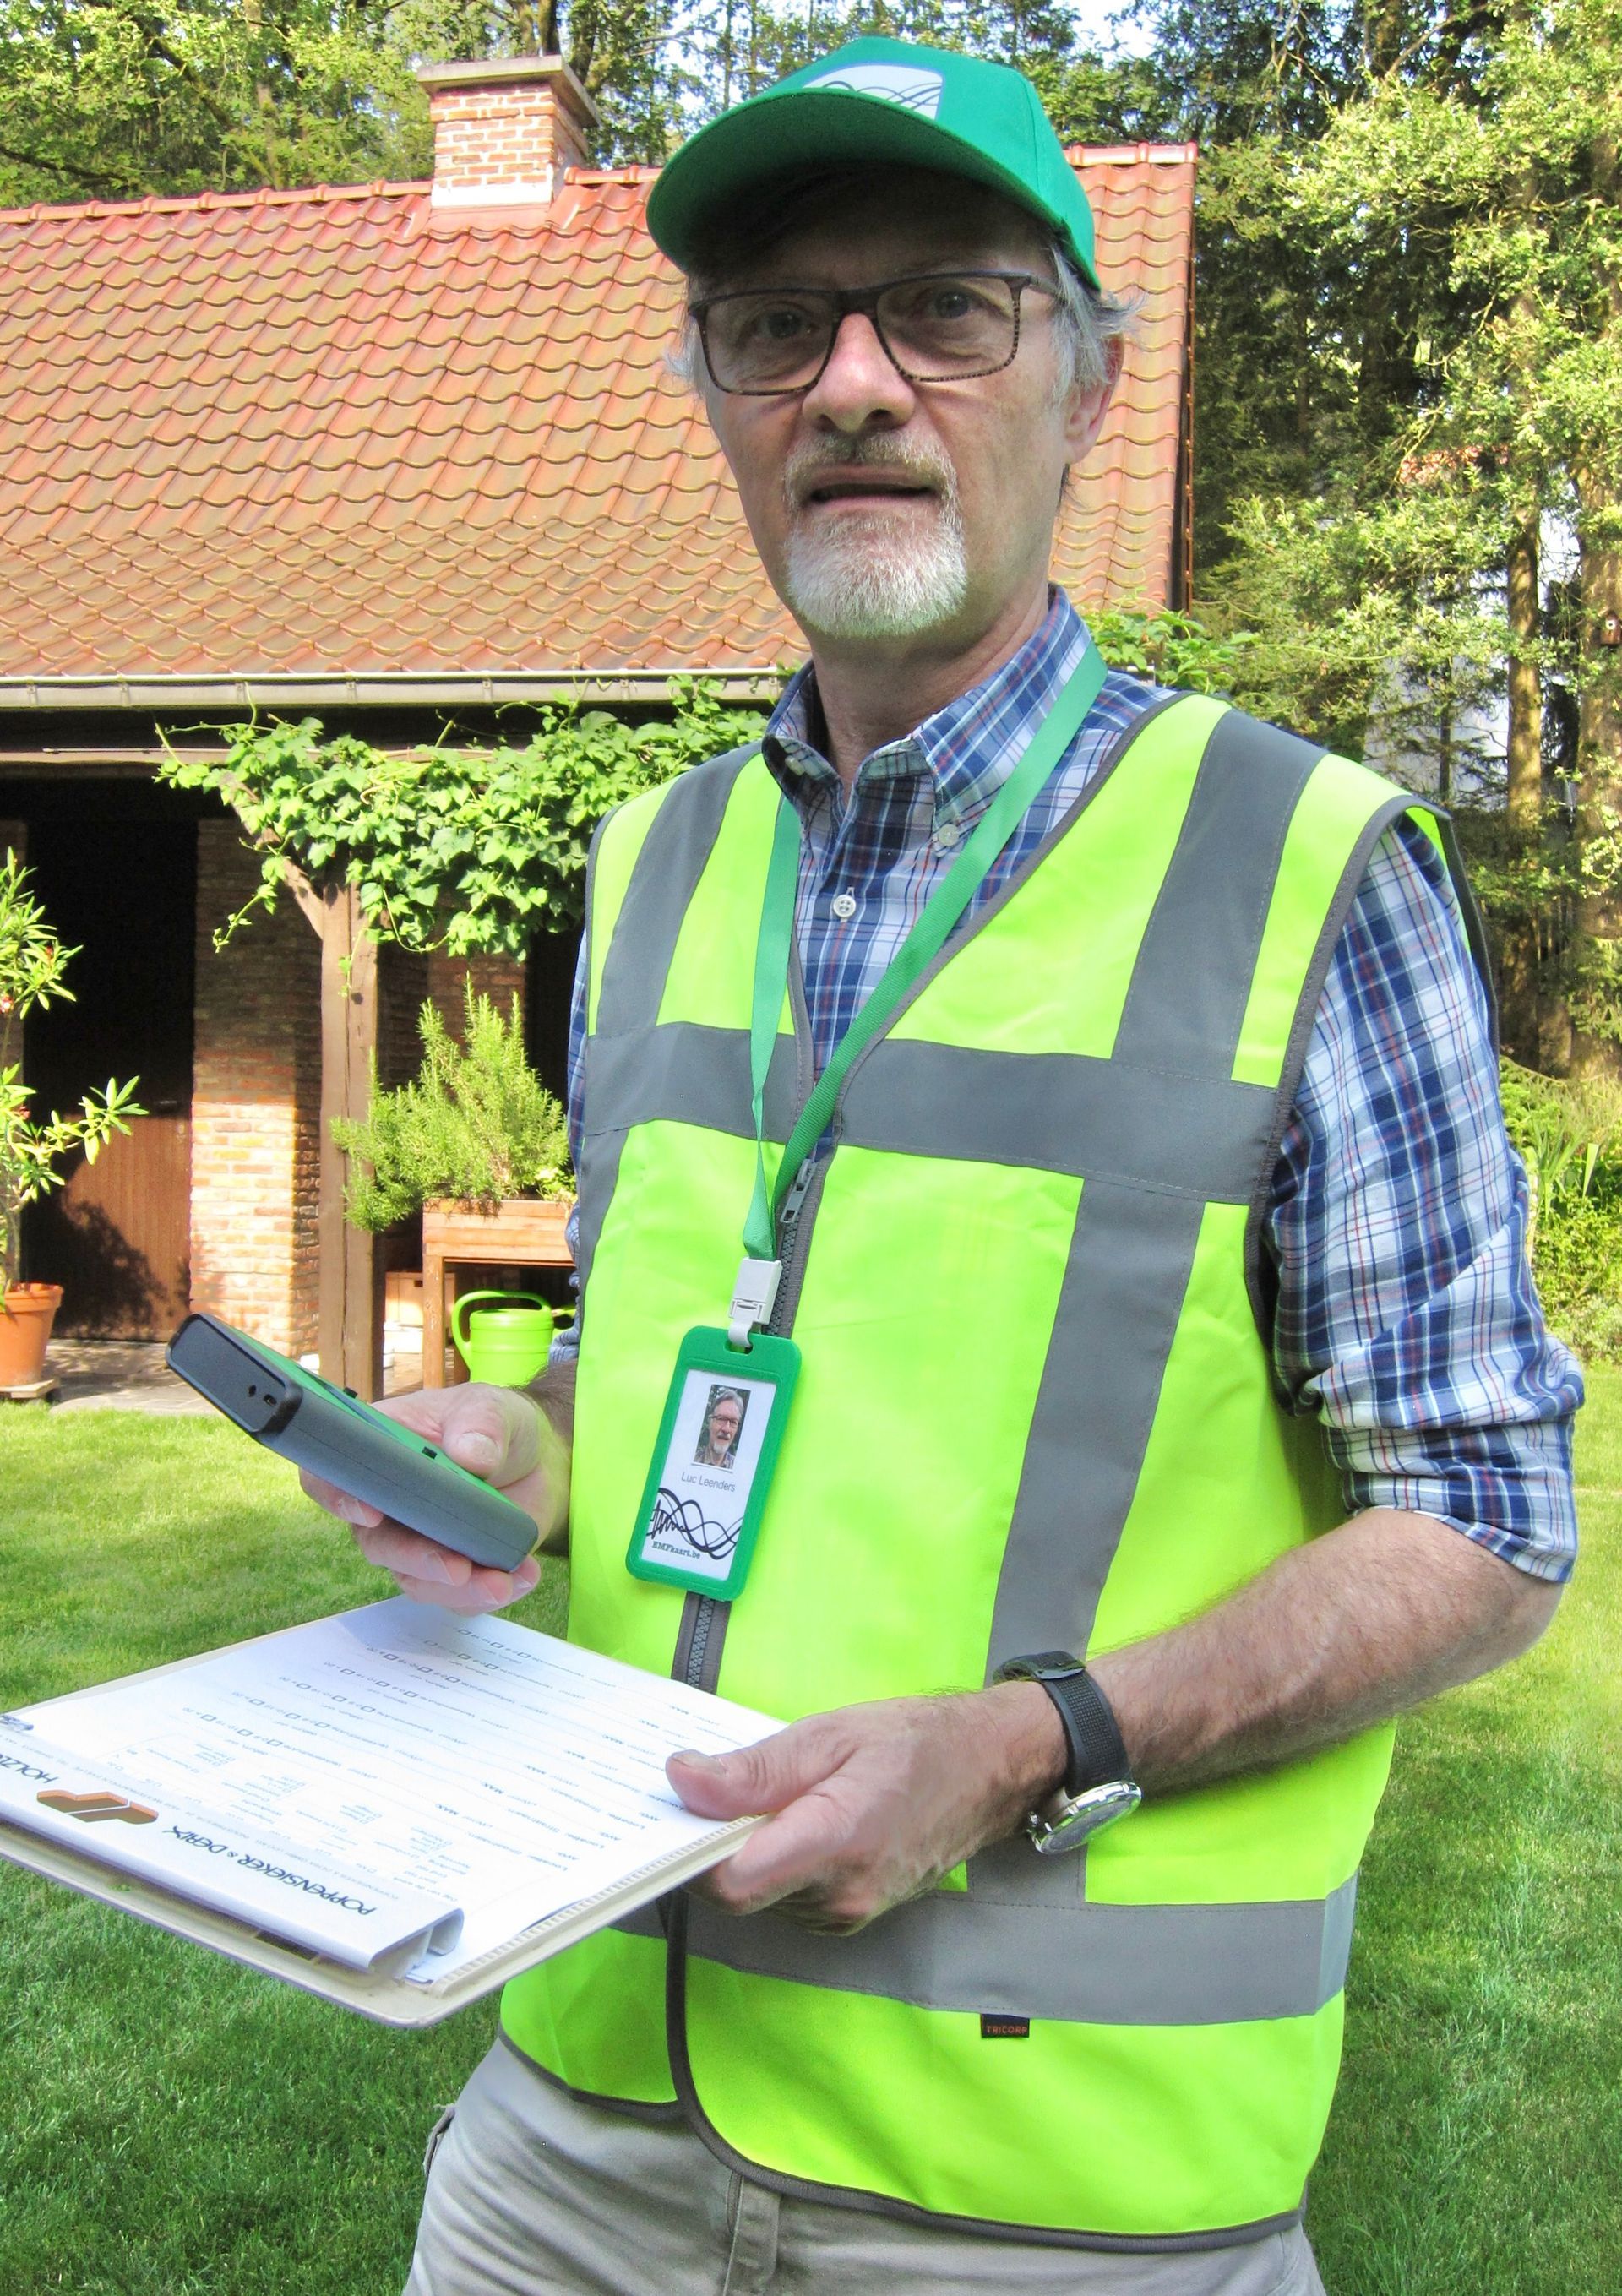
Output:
[157,679,770,956]
[158,616,1247,957]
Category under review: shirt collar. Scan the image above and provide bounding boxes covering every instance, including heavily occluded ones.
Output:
[761,590,1094,835]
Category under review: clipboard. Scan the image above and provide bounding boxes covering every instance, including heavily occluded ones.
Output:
[0,1602,767,2027]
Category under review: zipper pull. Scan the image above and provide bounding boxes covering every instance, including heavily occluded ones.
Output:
[777,1156,817,1235]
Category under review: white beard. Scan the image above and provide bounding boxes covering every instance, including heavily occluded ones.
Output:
[778,443,969,639]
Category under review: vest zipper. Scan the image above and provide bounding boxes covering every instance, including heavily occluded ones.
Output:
[678,1151,826,1694]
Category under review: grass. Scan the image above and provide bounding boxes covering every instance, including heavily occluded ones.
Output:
[0,1394,1615,2293]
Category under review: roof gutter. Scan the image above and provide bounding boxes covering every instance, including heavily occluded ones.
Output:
[0,666,787,710]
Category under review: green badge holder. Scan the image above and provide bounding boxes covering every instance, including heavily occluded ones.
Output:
[626,1328,800,1603]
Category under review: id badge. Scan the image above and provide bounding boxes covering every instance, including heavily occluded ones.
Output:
[626,1327,801,1602]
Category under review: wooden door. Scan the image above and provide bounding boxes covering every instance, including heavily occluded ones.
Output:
[19,815,197,1338]
[33,1118,193,1336]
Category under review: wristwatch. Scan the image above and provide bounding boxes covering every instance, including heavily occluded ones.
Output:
[993,1650,1140,1856]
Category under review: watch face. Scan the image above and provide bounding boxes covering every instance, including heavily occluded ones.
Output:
[1028,1778,1140,1854]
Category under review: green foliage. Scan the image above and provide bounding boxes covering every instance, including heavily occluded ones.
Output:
[1500,1058,1622,1362]
[158,680,767,958]
[0,0,435,204]
[1530,1179,1622,1366]
[1091,607,1255,696]
[0,852,143,1296]
[0,0,1162,196]
[331,987,571,1229]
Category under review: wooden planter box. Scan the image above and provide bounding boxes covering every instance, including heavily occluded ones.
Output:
[420,1197,574,1387]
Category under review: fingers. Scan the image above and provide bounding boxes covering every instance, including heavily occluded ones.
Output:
[667,1719,837,1820]
[389,1556,542,1613]
[291,1383,552,1611]
[384,1384,546,1489]
[298,1468,384,1529]
[699,1790,867,1918]
[669,1720,882,1918]
[349,1516,540,1611]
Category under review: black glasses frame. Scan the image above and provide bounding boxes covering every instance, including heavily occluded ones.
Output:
[689,269,1060,397]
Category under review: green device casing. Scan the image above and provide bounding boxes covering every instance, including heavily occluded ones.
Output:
[166,1312,539,1574]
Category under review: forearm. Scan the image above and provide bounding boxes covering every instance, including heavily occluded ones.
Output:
[525,1358,575,1552]
[1086,1507,1561,1797]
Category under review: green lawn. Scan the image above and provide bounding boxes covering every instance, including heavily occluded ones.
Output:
[0,1396,1615,2294]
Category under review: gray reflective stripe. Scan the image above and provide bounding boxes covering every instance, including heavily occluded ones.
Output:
[982,710,1322,1691]
[578,746,757,1296]
[583,1022,1275,1205]
[1114,711,1325,1075]
[583,1023,803,1151]
[610,1900,667,1941]
[593,747,758,1039]
[684,1874,1357,2027]
[971,715,1327,1909]
[843,1042,1271,1203]
[983,1179,1206,1670]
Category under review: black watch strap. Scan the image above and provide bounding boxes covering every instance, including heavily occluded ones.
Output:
[993,1651,1133,1795]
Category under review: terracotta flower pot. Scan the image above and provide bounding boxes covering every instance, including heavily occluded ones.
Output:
[0,1282,63,1388]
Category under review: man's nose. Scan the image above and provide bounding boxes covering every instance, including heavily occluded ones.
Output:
[800,309,916,432]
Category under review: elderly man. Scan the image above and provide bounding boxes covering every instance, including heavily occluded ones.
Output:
[308,36,1580,2295]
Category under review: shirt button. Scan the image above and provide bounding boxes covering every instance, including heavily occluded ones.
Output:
[935,822,964,851]
[830,891,857,921]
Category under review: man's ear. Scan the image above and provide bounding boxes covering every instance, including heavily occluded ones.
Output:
[1060,335,1124,466]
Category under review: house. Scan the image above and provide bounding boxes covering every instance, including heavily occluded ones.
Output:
[0,57,1196,1386]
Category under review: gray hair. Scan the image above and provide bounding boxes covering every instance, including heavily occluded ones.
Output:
[1048,258,1138,400]
[670,237,1136,403]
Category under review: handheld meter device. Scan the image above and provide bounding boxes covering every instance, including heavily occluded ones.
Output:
[166,1312,539,1574]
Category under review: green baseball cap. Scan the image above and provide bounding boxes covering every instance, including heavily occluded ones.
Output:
[646,35,1100,291]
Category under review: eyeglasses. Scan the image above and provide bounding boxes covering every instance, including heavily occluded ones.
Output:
[690,269,1059,396]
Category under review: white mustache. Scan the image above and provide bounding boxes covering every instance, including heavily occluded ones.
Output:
[782,436,959,509]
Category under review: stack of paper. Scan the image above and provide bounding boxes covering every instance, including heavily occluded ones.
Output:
[0,1599,777,2024]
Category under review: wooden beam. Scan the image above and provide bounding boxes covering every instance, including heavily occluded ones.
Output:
[309,884,381,1397]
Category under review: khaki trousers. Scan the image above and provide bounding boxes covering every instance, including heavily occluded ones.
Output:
[404,2036,1329,2296]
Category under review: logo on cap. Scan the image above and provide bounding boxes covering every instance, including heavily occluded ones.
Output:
[802,63,944,118]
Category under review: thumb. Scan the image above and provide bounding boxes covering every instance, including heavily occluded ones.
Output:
[439,1385,541,1484]
[667,1719,839,1819]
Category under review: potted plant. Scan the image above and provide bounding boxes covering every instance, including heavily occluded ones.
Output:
[333,987,573,1383]
[0,851,144,1388]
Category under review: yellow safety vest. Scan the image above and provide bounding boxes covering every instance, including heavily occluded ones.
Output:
[502,693,1476,2249]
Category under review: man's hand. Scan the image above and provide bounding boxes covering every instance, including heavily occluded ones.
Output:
[667,1683,1064,1931]
[298,1380,569,1614]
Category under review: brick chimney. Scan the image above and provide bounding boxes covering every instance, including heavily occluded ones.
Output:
[416,56,600,211]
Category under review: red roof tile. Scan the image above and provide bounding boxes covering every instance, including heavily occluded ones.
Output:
[0,150,1194,682]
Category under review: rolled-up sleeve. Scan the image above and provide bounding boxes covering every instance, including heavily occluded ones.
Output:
[1269,814,1582,1582]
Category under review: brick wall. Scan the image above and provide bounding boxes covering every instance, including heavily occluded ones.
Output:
[189,825,322,1355]
[427,953,528,1041]
[375,948,528,1088]
[418,57,596,210]
[378,946,431,1091]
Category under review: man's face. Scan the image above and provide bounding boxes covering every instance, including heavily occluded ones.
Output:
[709,1400,742,1455]
[695,171,1116,653]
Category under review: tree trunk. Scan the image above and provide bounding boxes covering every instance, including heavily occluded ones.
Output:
[1569,129,1622,1079]
[1506,520,1544,830]
[1499,516,1545,1058]
[1570,512,1622,1078]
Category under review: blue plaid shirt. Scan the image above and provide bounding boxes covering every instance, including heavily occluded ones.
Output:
[566,592,1580,1581]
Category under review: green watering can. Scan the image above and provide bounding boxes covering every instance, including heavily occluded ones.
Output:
[450,1291,569,1387]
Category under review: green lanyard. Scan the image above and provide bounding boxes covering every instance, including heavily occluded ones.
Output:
[732,640,1108,1319]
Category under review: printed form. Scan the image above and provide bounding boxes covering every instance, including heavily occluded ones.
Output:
[0,1601,780,1981]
